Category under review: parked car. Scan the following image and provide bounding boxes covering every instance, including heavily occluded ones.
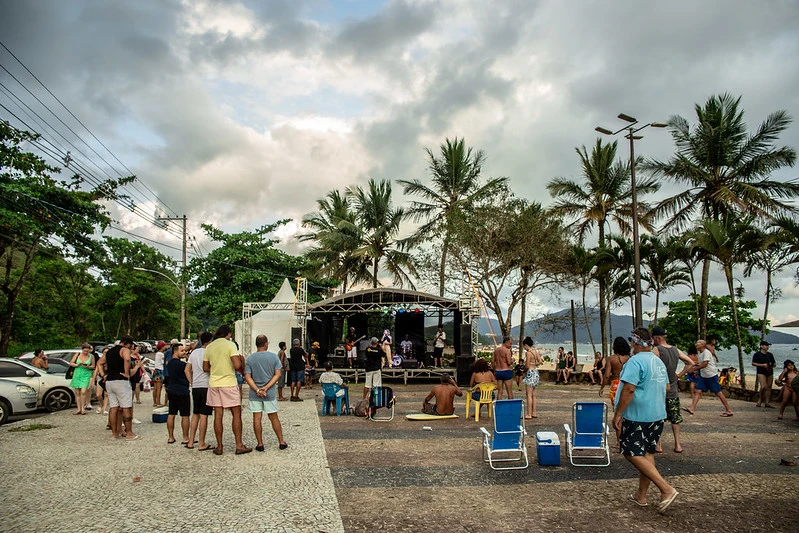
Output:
[0,378,39,424]
[0,358,74,412]
[18,349,87,372]
[17,355,72,375]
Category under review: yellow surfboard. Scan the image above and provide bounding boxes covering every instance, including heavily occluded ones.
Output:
[405,413,459,420]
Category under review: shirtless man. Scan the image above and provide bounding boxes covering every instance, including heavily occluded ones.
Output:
[31,349,48,370]
[422,375,463,415]
[493,337,514,399]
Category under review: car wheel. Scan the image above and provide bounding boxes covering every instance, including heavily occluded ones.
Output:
[0,398,9,424]
[44,388,73,412]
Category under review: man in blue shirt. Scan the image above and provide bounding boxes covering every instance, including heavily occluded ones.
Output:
[613,327,678,514]
[244,335,288,452]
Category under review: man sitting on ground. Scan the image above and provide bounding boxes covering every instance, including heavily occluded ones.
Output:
[422,375,462,416]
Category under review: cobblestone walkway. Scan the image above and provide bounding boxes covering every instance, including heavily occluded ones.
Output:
[0,394,343,533]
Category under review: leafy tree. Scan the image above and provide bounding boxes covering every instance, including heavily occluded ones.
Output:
[644,93,799,337]
[95,237,182,340]
[0,122,130,356]
[547,138,659,354]
[398,137,508,297]
[566,245,598,353]
[449,191,573,339]
[189,222,333,326]
[659,295,763,357]
[346,179,417,288]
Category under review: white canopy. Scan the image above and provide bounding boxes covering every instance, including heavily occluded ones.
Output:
[234,278,302,355]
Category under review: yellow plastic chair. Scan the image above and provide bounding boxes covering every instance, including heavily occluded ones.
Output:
[466,382,497,422]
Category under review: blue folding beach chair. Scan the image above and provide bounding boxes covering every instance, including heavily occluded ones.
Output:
[479,399,528,470]
[321,383,350,416]
[367,386,396,422]
[563,402,610,467]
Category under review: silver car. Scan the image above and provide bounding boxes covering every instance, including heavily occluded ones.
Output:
[0,378,39,424]
[0,358,74,412]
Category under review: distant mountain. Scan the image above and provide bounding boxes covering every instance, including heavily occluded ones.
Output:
[473,310,799,345]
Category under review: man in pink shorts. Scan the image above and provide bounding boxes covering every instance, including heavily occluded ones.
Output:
[203,325,252,455]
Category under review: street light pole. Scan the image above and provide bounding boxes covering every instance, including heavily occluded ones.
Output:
[157,215,187,340]
[133,267,185,340]
[595,114,667,328]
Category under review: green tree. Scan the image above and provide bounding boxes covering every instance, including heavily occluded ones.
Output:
[644,93,799,337]
[95,237,182,340]
[449,191,572,339]
[547,138,659,354]
[0,122,130,356]
[346,179,417,288]
[692,217,765,388]
[398,137,508,297]
[189,222,333,325]
[300,189,369,293]
[659,295,763,357]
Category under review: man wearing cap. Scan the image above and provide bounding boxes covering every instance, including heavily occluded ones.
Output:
[613,327,677,513]
[651,325,695,454]
[152,341,168,407]
[752,340,777,408]
[364,337,383,399]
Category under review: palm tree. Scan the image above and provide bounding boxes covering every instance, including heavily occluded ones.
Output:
[743,225,799,340]
[641,235,691,325]
[567,244,598,354]
[692,217,765,388]
[299,190,368,292]
[347,179,417,288]
[644,93,799,337]
[398,137,507,297]
[548,138,659,354]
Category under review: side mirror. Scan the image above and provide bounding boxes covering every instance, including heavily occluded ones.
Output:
[26,370,36,377]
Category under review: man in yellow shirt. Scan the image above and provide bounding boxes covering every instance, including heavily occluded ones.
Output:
[203,325,252,455]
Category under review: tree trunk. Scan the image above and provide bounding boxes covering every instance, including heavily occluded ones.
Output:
[438,234,450,325]
[372,258,379,288]
[699,257,711,339]
[761,269,771,341]
[607,288,613,346]
[653,289,661,325]
[0,240,39,358]
[725,264,746,389]
[598,224,608,356]
[518,277,528,356]
[0,295,17,358]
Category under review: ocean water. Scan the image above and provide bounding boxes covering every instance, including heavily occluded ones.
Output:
[533,343,797,377]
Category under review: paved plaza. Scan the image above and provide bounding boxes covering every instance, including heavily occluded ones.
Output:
[1,382,798,532]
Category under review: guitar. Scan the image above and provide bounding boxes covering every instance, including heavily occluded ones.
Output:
[345,335,366,351]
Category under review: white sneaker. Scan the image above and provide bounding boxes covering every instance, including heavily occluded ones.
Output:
[132,418,142,424]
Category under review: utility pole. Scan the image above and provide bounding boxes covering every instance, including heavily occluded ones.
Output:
[158,214,187,340]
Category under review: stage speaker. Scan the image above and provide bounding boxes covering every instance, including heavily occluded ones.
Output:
[456,356,475,387]
[459,324,473,356]
[401,359,418,369]
[291,327,303,347]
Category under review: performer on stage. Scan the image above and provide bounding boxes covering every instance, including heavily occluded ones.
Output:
[433,326,446,368]
[400,335,413,357]
[381,329,393,369]
[345,327,365,369]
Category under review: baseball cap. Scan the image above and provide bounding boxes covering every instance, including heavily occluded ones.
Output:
[760,340,771,346]
[169,338,179,344]
[156,341,167,349]
[651,326,666,337]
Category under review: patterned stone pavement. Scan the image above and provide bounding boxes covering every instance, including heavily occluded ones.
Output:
[0,393,343,533]
[320,384,799,533]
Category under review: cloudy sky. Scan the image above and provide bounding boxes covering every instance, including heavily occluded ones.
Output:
[2,0,799,328]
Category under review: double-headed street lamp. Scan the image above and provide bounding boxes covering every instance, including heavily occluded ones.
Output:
[133,267,185,340]
[595,114,667,329]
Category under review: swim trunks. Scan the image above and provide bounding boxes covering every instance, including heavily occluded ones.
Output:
[495,369,513,381]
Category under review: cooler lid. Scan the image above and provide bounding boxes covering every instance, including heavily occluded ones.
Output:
[536,431,560,445]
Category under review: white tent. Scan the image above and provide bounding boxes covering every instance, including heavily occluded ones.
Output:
[234,278,302,355]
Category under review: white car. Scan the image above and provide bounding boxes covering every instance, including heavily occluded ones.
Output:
[0,358,74,412]
[0,378,39,424]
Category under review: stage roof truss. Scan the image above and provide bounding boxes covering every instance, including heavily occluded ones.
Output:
[308,288,460,314]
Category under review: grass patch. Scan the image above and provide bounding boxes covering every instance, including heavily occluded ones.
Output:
[9,423,55,432]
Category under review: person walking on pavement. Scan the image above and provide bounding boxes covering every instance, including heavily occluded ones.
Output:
[203,325,252,455]
[614,328,678,513]
[752,340,777,408]
[244,335,288,451]
[651,326,694,454]
[683,339,734,417]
